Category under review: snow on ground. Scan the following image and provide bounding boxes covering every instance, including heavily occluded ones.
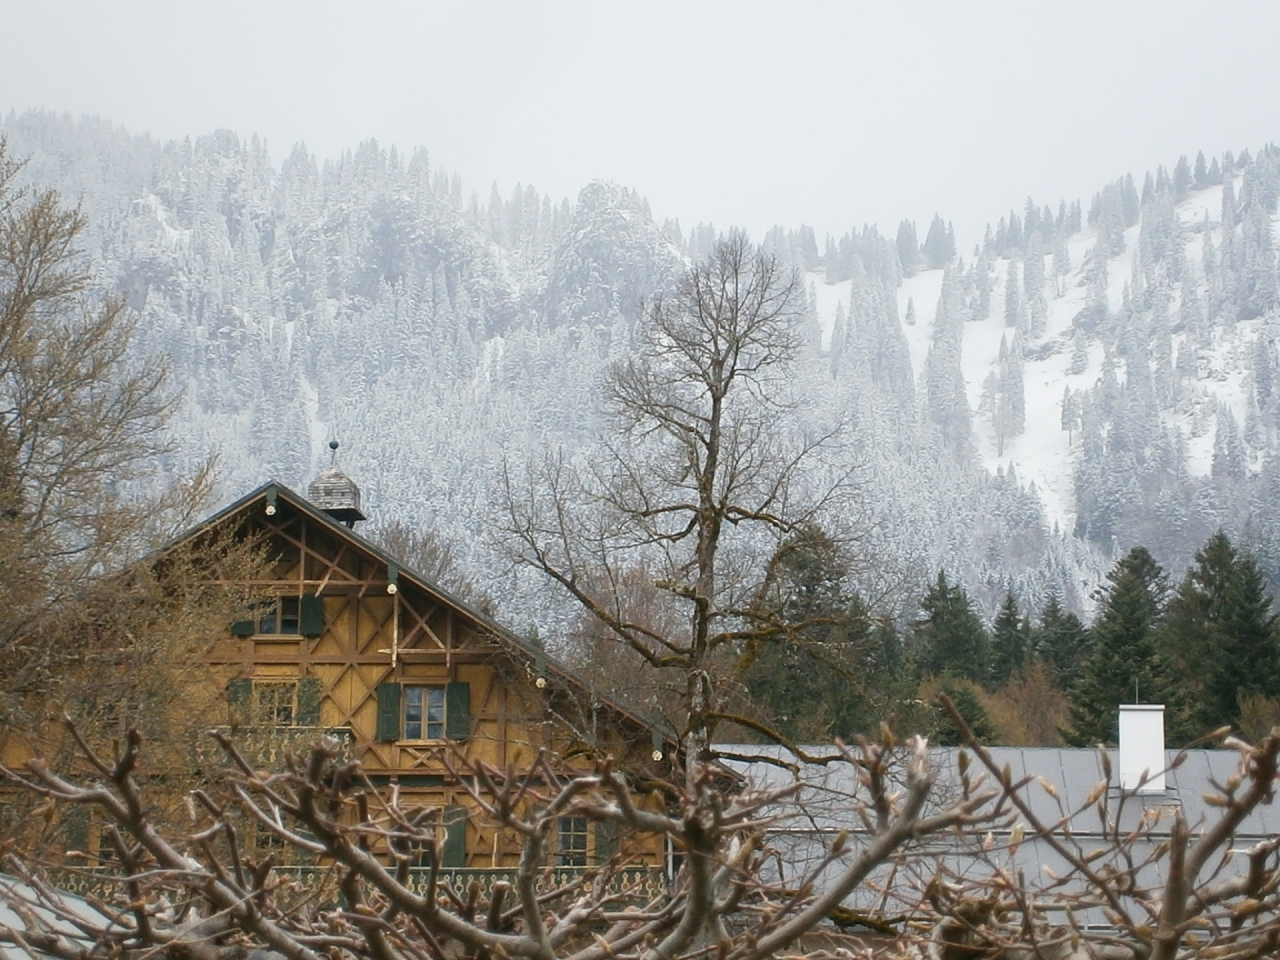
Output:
[896,269,944,380]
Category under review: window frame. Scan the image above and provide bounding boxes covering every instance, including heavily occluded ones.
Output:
[375,681,469,742]
[401,684,447,741]
[256,595,301,635]
[231,594,324,637]
[252,680,298,727]
[556,815,589,867]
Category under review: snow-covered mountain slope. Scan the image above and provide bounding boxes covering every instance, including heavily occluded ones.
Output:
[802,180,1261,539]
[4,110,1278,627]
[805,161,1280,601]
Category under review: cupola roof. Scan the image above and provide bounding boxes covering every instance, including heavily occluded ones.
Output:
[307,441,366,527]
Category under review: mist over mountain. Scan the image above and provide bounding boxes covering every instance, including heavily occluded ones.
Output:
[4,110,1278,633]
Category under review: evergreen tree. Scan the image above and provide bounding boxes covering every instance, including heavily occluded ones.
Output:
[1121,173,1141,227]
[922,213,955,269]
[913,570,991,685]
[999,333,1026,439]
[1173,155,1192,200]
[1004,260,1024,328]
[896,220,919,277]
[1067,547,1170,744]
[1255,335,1275,411]
[1052,230,1071,297]
[1082,248,1110,325]
[1212,407,1247,484]
[990,590,1030,687]
[1068,327,1089,375]
[973,254,992,320]
[926,675,997,745]
[1160,531,1280,735]
[924,268,973,457]
[1024,234,1048,336]
[743,525,883,740]
[1033,594,1089,689]
[1061,386,1078,444]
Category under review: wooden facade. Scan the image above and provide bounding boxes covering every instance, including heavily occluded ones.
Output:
[171,481,674,872]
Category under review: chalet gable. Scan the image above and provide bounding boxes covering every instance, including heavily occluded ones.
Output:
[181,481,675,780]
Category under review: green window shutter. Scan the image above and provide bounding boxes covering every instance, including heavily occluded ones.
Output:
[375,682,401,741]
[63,807,89,864]
[299,594,325,637]
[445,682,470,741]
[230,619,255,636]
[296,677,322,726]
[441,805,467,868]
[227,677,252,706]
[227,677,252,724]
[594,820,618,864]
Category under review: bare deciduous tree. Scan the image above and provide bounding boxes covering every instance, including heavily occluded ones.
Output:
[920,700,1280,960]
[501,233,861,769]
[366,519,496,615]
[0,138,217,726]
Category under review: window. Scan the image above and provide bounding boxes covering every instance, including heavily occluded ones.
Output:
[254,826,286,854]
[254,681,297,726]
[93,821,118,865]
[403,685,446,740]
[557,816,588,867]
[389,805,466,868]
[257,596,300,635]
[375,682,470,742]
[231,595,324,637]
[228,676,322,727]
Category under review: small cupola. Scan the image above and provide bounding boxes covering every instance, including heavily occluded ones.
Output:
[307,441,367,528]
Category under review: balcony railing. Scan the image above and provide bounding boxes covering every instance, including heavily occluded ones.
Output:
[47,864,670,907]
[194,725,354,769]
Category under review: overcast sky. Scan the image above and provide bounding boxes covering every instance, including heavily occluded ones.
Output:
[4,1,1279,249]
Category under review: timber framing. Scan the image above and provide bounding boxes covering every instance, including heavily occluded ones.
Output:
[170,481,678,869]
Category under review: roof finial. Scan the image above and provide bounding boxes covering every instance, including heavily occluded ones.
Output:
[329,439,340,465]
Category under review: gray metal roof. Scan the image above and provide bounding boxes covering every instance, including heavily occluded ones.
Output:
[719,744,1278,924]
[0,873,111,960]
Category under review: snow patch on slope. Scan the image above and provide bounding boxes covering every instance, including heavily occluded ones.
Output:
[803,176,1264,540]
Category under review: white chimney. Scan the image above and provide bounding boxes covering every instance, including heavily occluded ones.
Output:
[1118,704,1166,793]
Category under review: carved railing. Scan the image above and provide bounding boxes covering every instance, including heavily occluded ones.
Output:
[194,725,354,769]
[48,865,670,907]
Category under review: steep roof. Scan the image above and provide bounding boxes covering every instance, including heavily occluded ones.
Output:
[179,480,679,752]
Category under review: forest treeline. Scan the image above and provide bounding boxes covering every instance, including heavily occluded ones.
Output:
[728,525,1280,748]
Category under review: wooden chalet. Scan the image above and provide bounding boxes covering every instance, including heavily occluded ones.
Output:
[164,467,676,880]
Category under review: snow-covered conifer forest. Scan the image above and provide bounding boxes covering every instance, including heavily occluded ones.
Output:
[4,111,1279,630]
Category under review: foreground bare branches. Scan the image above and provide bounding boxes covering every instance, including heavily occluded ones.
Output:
[6,710,1280,960]
[0,722,1005,960]
[918,698,1280,960]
